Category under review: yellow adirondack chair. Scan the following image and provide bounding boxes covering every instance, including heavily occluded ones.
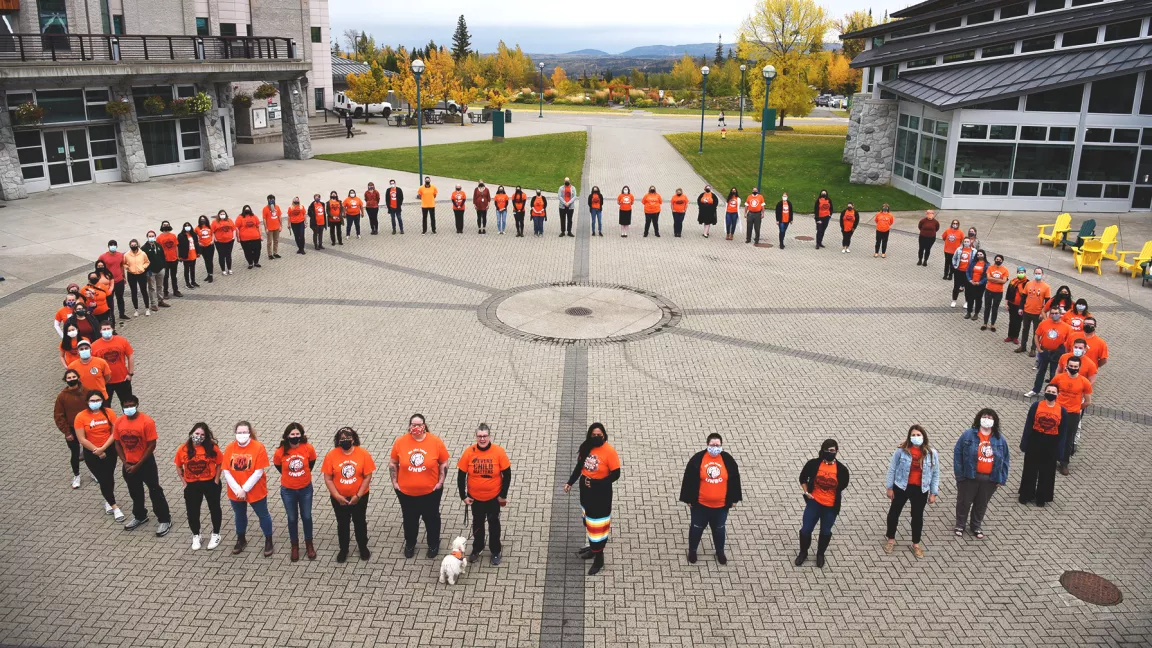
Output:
[1072,240,1106,274]
[1037,213,1072,247]
[1116,240,1152,277]
[1082,224,1119,260]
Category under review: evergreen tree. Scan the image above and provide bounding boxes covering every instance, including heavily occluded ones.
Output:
[451,15,472,61]
[727,47,734,60]
[714,35,724,64]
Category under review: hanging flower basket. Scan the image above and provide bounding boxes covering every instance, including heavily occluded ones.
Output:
[170,98,192,116]
[253,83,278,100]
[142,95,167,115]
[14,101,45,125]
[186,92,212,115]
[232,93,253,109]
[104,99,133,118]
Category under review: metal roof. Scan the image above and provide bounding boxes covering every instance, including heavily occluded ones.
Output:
[331,55,396,80]
[842,0,1002,40]
[892,0,983,19]
[851,0,1152,68]
[879,42,1152,109]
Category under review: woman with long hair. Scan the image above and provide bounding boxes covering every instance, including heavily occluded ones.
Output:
[564,423,621,576]
[884,425,939,557]
[60,323,82,368]
[74,389,123,521]
[795,439,849,568]
[953,409,1010,539]
[724,188,740,241]
[222,421,274,556]
[587,186,604,237]
[194,215,215,283]
[272,422,317,561]
[1019,383,1068,507]
[617,186,634,238]
[323,426,376,562]
[211,209,236,276]
[1045,285,1074,315]
[235,205,263,269]
[177,221,200,289]
[64,306,100,347]
[175,422,224,551]
[493,185,509,235]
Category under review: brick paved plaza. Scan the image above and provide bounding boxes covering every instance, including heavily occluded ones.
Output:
[1,118,1150,647]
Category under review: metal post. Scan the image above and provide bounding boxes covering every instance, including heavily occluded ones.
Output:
[416,71,424,181]
[698,73,708,154]
[756,78,773,194]
[538,69,543,118]
[738,65,745,131]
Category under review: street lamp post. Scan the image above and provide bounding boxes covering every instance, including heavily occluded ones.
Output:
[698,65,710,154]
[538,62,545,118]
[738,64,746,131]
[756,65,777,195]
[412,58,426,182]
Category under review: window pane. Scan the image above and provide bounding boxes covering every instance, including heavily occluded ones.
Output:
[967,97,1019,110]
[981,43,1016,58]
[22,166,45,180]
[929,175,942,191]
[1085,128,1111,142]
[930,138,945,175]
[1077,146,1137,182]
[183,147,202,160]
[1022,36,1056,53]
[85,89,109,104]
[86,103,108,121]
[955,180,980,194]
[1012,182,1039,196]
[1143,78,1152,115]
[943,50,976,63]
[1041,182,1066,197]
[961,124,987,139]
[894,162,904,176]
[139,120,178,166]
[91,140,117,157]
[1103,19,1141,41]
[38,0,68,35]
[1014,144,1074,179]
[37,89,86,123]
[895,129,910,163]
[314,87,324,110]
[1061,27,1098,47]
[14,130,41,148]
[894,23,931,38]
[919,135,933,170]
[936,17,962,30]
[1034,0,1064,11]
[990,125,1016,140]
[904,165,915,180]
[1000,2,1028,18]
[1021,126,1046,140]
[1103,184,1129,198]
[1075,183,1102,198]
[196,17,209,36]
[133,85,172,115]
[1143,128,1152,146]
[93,157,117,171]
[1070,0,1102,5]
[904,129,919,162]
[956,142,1014,178]
[1113,129,1139,144]
[922,118,934,133]
[967,9,995,24]
[1049,126,1076,141]
[899,114,909,127]
[88,125,114,141]
[219,23,236,37]
[908,116,919,130]
[935,121,948,136]
[917,171,930,187]
[181,132,200,147]
[908,57,936,68]
[311,26,321,43]
[176,85,195,99]
[982,181,1009,195]
[1026,84,1083,112]
[18,147,44,164]
[882,65,898,82]
[1088,74,1137,114]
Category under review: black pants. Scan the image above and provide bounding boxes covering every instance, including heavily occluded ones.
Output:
[112,281,127,317]
[1007,304,1023,339]
[422,207,436,233]
[558,207,573,234]
[66,436,80,476]
[983,292,1003,325]
[1019,431,1059,503]
[328,221,343,245]
[182,260,197,286]
[875,230,890,254]
[513,212,525,236]
[184,479,222,535]
[885,485,928,543]
[453,209,466,233]
[214,240,234,272]
[366,207,380,233]
[107,380,132,408]
[745,214,762,243]
[672,212,685,236]
[164,260,179,295]
[397,488,442,549]
[1020,313,1041,351]
[123,455,170,523]
[200,244,215,278]
[345,215,361,237]
[477,209,488,230]
[240,239,262,265]
[332,493,370,551]
[471,496,502,555]
[842,230,855,247]
[917,235,935,263]
[644,213,660,236]
[345,124,354,137]
[291,222,306,251]
[311,226,325,249]
[952,272,968,301]
[83,448,118,506]
[965,283,985,316]
[944,253,954,279]
[1060,412,1081,464]
[126,273,148,310]
[815,218,830,247]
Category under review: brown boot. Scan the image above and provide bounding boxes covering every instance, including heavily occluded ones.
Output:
[291,542,300,562]
[305,539,317,560]
[263,536,274,557]
[231,534,247,554]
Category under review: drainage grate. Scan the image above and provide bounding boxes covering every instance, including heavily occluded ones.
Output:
[1060,571,1123,606]
[753,243,774,249]
[565,306,593,316]
[794,235,814,241]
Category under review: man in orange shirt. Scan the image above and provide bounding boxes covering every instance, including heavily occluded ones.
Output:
[679,433,742,565]
[69,339,112,399]
[92,321,134,407]
[874,204,894,258]
[384,180,404,235]
[744,188,765,245]
[114,394,171,535]
[774,192,793,249]
[1078,317,1108,368]
[1058,339,1098,383]
[451,184,468,234]
[156,221,182,299]
[1049,356,1092,474]
[1027,308,1072,397]
[1016,268,1051,356]
[456,423,512,565]
[642,186,662,237]
[390,414,450,558]
[262,195,283,260]
[417,176,437,234]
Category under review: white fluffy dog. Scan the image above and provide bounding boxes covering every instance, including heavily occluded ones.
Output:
[438,536,470,585]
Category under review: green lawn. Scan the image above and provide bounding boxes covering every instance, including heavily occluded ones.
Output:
[317,132,587,191]
[665,131,931,212]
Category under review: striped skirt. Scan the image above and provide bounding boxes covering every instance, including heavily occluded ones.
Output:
[580,480,613,551]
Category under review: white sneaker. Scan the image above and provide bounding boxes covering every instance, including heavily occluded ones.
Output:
[846,248,851,253]
[112,507,125,522]
[191,534,202,550]
[950,300,957,308]
[145,309,151,317]
[207,533,222,550]
[104,501,113,514]
[71,475,81,489]
[91,472,100,484]
[1024,390,1038,398]
[133,310,139,317]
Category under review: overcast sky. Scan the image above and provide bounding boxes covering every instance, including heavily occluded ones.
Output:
[330,0,917,54]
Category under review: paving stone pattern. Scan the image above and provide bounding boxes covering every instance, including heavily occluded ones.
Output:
[0,124,1149,648]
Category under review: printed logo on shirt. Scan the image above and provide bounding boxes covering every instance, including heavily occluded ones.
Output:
[814,472,838,491]
[89,417,108,428]
[407,450,427,472]
[119,433,141,450]
[704,462,723,484]
[340,462,357,482]
[286,456,305,478]
[89,367,100,375]
[186,458,210,477]
[1047,329,1059,339]
[230,454,252,472]
[582,453,600,473]
[469,456,496,478]
[100,349,122,364]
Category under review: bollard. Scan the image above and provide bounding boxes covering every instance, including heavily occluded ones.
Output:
[721,127,726,140]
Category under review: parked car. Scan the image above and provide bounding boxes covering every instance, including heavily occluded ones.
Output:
[334,91,392,118]
[829,95,847,109]
[815,95,830,107]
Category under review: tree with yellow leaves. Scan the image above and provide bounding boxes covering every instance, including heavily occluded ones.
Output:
[423,47,456,111]
[740,0,828,61]
[394,50,438,114]
[749,53,816,127]
[448,76,483,126]
[826,51,859,95]
[344,60,391,123]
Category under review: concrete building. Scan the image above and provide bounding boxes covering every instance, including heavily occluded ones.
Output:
[842,0,1152,212]
[0,0,331,199]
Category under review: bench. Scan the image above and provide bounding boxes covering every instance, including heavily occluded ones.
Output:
[469,112,484,124]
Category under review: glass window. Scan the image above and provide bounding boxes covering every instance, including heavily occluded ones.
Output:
[918,135,933,170]
[1026,84,1083,112]
[894,162,904,177]
[112,15,124,34]
[91,140,117,157]
[1070,0,1102,5]
[990,125,1016,140]
[898,114,909,127]
[85,89,110,121]
[981,43,1016,58]
[315,87,324,110]
[882,65,898,82]
[245,24,252,36]
[936,17,962,30]
[961,124,988,139]
[893,23,931,38]
[1049,126,1076,141]
[1061,27,1098,47]
[14,130,40,148]
[17,147,44,165]
[929,175,942,191]
[929,138,945,175]
[1088,74,1137,114]
[1021,126,1046,140]
[1114,129,1140,143]
[935,121,948,137]
[89,124,115,141]
[1104,19,1141,41]
[1075,184,1102,197]
[1143,128,1152,146]
[967,9,995,24]
[133,85,172,116]
[1041,183,1067,197]
[85,89,108,103]
[955,142,1014,178]
[311,26,322,43]
[1078,146,1137,182]
[903,165,914,180]
[895,128,913,163]
[967,97,1019,110]
[872,36,885,48]
[38,0,68,35]
[1085,128,1111,142]
[23,166,46,180]
[1022,36,1056,53]
[943,50,976,63]
[37,89,86,123]
[955,180,980,194]
[923,118,935,133]
[999,2,1029,18]
[1034,0,1065,12]
[1014,144,1074,179]
[1103,184,1129,198]
[907,57,937,68]
[219,23,237,37]
[983,181,1009,195]
[139,120,178,166]
[1142,73,1152,115]
[907,116,920,130]
[196,17,209,36]
[917,170,930,187]
[1013,182,1039,196]
[180,118,201,160]
[176,85,195,98]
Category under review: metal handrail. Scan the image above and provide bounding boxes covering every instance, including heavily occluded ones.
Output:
[0,33,299,63]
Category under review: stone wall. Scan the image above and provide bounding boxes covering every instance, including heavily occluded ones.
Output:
[203,83,233,172]
[112,85,150,184]
[843,92,868,164]
[848,97,899,186]
[0,95,28,201]
[279,77,312,160]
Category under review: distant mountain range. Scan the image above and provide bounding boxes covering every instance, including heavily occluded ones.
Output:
[564,43,736,58]
[535,42,838,76]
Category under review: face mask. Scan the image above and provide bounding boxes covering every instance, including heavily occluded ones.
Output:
[1076,304,1085,312]
[963,242,970,248]
[591,436,605,447]
[425,181,430,187]
[1067,367,1079,376]
[910,436,923,447]
[88,400,102,411]
[268,200,275,205]
[147,236,156,243]
[67,330,78,339]
[66,379,79,387]
[288,436,302,446]
[1044,393,1057,403]
[1034,274,1043,281]
[821,451,836,462]
[339,439,353,450]
[79,349,91,360]
[1072,348,1085,357]
[624,189,629,194]
[192,434,205,446]
[130,245,139,252]
[123,406,137,417]
[781,195,787,201]
[75,311,87,318]
[389,183,395,187]
[1084,325,1096,334]
[236,433,250,445]
[995,259,1004,265]
[184,226,192,232]
[409,425,424,435]
[706,446,722,457]
[564,181,569,186]
[1017,273,1026,279]
[101,330,112,340]
[980,417,994,429]
[108,245,117,253]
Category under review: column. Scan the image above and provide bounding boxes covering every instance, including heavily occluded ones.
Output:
[202,83,232,172]
[0,94,28,200]
[279,77,313,161]
[112,84,150,184]
[848,97,899,186]
[843,92,868,165]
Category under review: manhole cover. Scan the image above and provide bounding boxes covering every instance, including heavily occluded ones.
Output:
[565,306,593,316]
[753,243,774,248]
[1060,571,1122,606]
[795,235,814,241]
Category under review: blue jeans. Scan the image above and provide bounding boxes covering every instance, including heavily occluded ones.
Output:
[725,212,739,236]
[778,221,790,247]
[688,504,728,553]
[388,208,404,233]
[1032,348,1062,392]
[590,208,602,233]
[532,216,545,235]
[800,498,837,535]
[496,209,507,233]
[230,497,274,538]
[280,484,314,543]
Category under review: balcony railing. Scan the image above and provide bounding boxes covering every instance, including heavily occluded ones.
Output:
[0,33,298,63]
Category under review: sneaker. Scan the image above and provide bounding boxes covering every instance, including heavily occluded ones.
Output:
[846,248,851,253]
[144,309,151,316]
[491,553,502,566]
[404,545,415,559]
[207,534,222,550]
[716,551,728,565]
[950,300,957,308]
[191,534,202,550]
[882,253,886,258]
[426,546,439,559]
[687,550,697,564]
[1024,390,1038,397]
[156,522,171,537]
[911,544,925,558]
[71,475,81,489]
[123,515,147,530]
[883,539,895,554]
[980,325,988,330]
[133,310,140,317]
[842,249,847,254]
[468,552,481,563]
[990,326,997,332]
[104,501,114,514]
[874,253,879,258]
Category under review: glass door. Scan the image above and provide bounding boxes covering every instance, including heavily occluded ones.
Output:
[1133,150,1151,210]
[66,129,92,183]
[42,129,94,186]
[44,130,70,186]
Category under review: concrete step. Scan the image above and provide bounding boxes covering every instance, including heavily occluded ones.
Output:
[312,123,365,140]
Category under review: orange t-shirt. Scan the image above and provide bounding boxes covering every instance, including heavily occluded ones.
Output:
[875,212,895,232]
[1061,310,1089,333]
[387,187,403,209]
[322,445,377,498]
[746,195,765,214]
[80,284,109,315]
[1035,319,1072,351]
[55,306,73,328]
[417,185,437,208]
[343,197,363,216]
[74,408,117,447]
[457,444,512,501]
[287,205,306,224]
[581,443,621,480]
[816,198,831,218]
[618,194,634,210]
[985,265,1009,293]
[1032,401,1063,436]
[941,228,963,253]
[311,201,327,227]
[175,443,223,482]
[157,232,179,262]
[1057,353,1097,380]
[180,233,198,261]
[726,197,740,213]
[589,193,602,209]
[642,193,662,214]
[91,335,133,384]
[969,260,987,283]
[223,440,270,502]
[273,442,318,490]
[812,461,838,507]
[531,196,547,216]
[211,218,236,243]
[327,199,343,222]
[954,248,974,272]
[68,357,111,396]
[195,225,214,248]
[451,191,467,210]
[262,205,282,231]
[1049,372,1092,413]
[671,194,689,212]
[697,456,728,508]
[113,413,158,464]
[842,209,857,230]
[494,193,509,210]
[907,446,924,487]
[777,200,789,221]
[1023,280,1051,315]
[390,433,449,496]
[1078,335,1108,364]
[236,214,262,241]
[976,431,994,474]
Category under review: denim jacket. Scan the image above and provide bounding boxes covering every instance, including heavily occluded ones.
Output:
[953,427,1010,485]
[885,447,940,495]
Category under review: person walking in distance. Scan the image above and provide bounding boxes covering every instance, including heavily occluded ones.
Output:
[773,192,792,248]
[670,188,689,237]
[1025,307,1072,398]
[717,109,726,127]
[74,389,124,521]
[963,250,989,321]
[177,222,199,289]
[235,205,263,269]
[457,423,512,566]
[390,414,450,558]
[530,189,548,237]
[363,182,381,235]
[210,211,236,277]
[272,422,317,562]
[474,180,492,234]
[941,219,963,279]
[343,189,364,240]
[418,176,438,234]
[326,191,344,246]
[884,425,939,558]
[287,197,307,254]
[307,193,327,250]
[565,423,621,576]
[1049,356,1092,475]
[175,423,224,551]
[1018,383,1068,506]
[385,180,405,235]
[812,190,833,249]
[642,186,662,238]
[953,409,1009,539]
[981,254,1010,332]
[795,439,849,568]
[744,188,765,245]
[262,195,283,259]
[874,204,894,258]
[916,210,940,266]
[679,432,741,565]
[839,202,858,253]
[950,238,975,308]
[344,112,354,138]
[114,394,171,536]
[451,184,468,234]
[222,422,275,556]
[557,177,577,237]
[55,369,90,490]
[323,427,376,562]
[617,186,634,237]
[696,184,719,238]
[1016,268,1051,357]
[723,188,740,241]
[586,186,604,237]
[511,186,527,237]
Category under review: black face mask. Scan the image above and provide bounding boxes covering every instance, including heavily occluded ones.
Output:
[1044,393,1057,402]
[339,439,353,450]
[130,245,140,252]
[590,436,605,447]
[1067,368,1079,376]
[288,437,302,446]
[821,451,837,462]
[66,379,80,387]
[1084,325,1096,334]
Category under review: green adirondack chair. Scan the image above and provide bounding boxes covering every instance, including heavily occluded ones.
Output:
[1060,218,1096,251]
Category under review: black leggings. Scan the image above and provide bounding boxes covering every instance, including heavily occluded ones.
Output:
[422,208,436,233]
[513,212,525,235]
[944,252,954,279]
[345,215,361,236]
[885,485,928,544]
[476,209,488,230]
[397,489,442,549]
[328,221,343,244]
[964,284,985,316]
[952,272,968,300]
[875,230,890,254]
[842,230,855,247]
[112,281,127,317]
[983,291,1003,325]
[312,226,325,249]
[83,448,118,506]
[240,239,262,265]
[126,273,148,310]
[366,207,380,233]
[200,245,215,277]
[66,436,80,476]
[332,493,370,551]
[917,235,934,263]
[214,240,234,272]
[182,260,197,286]
[184,479,222,536]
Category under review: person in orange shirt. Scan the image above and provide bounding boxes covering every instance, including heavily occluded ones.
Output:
[60,323,82,369]
[1077,317,1108,368]
[417,176,437,234]
[873,204,894,258]
[451,184,468,234]
[1016,268,1051,355]
[724,187,740,241]
[953,410,1008,540]
[457,423,512,565]
[210,210,236,276]
[679,433,741,565]
[773,192,793,248]
[564,423,621,576]
[69,338,112,399]
[75,390,124,521]
[950,238,975,308]
[642,186,662,237]
[1062,298,1090,334]
[839,202,858,253]
[156,221,182,299]
[812,190,834,249]
[113,394,171,535]
[796,439,849,568]
[1027,308,1072,397]
[1058,339,1098,388]
[92,321,134,407]
[235,205,263,270]
[175,423,224,551]
[390,414,450,558]
[670,188,690,237]
[286,197,308,254]
[178,221,200,289]
[323,426,377,562]
[884,425,939,558]
[194,215,215,282]
[696,184,719,238]
[326,191,344,245]
[273,422,318,561]
[343,189,364,239]
[54,369,90,489]
[617,186,634,237]
[1049,357,1092,474]
[530,189,548,237]
[384,180,405,235]
[54,292,79,338]
[262,195,283,259]
[744,188,765,245]
[963,250,989,320]
[80,271,111,324]
[940,219,964,279]
[511,186,527,237]
[493,185,510,235]
[364,182,381,235]
[222,422,274,556]
[1019,383,1068,506]
[307,193,327,250]
[981,254,1010,332]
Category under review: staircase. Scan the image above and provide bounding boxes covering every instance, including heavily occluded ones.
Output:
[312,122,365,139]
